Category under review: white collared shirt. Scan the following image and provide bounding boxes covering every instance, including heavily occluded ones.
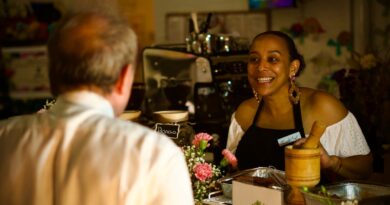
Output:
[0,91,194,205]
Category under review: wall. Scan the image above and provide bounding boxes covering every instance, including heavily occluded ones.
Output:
[53,0,155,82]
[271,0,352,89]
[153,0,248,44]
[153,0,358,89]
[118,0,155,82]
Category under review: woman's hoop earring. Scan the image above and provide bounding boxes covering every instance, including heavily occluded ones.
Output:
[288,75,301,104]
[252,88,260,103]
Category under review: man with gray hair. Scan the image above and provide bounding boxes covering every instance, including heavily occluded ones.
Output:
[0,11,194,205]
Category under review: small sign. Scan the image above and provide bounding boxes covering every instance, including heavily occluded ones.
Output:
[2,46,52,99]
[155,123,180,139]
[277,131,302,146]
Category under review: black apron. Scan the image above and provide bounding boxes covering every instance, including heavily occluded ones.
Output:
[235,100,305,170]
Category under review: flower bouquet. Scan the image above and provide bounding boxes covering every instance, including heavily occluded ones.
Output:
[182,132,237,204]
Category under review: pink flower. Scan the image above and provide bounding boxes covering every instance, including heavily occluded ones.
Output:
[221,149,238,168]
[193,163,213,182]
[192,132,213,148]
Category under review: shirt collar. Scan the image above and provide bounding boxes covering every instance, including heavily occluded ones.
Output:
[51,90,115,118]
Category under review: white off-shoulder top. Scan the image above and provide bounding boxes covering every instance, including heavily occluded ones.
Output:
[227,111,370,157]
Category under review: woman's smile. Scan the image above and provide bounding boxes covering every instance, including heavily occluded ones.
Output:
[257,76,274,84]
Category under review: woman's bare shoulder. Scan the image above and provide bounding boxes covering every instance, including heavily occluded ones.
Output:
[235,98,259,131]
[301,87,348,126]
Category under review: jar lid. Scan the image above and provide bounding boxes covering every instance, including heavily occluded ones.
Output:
[153,110,189,123]
[119,110,142,121]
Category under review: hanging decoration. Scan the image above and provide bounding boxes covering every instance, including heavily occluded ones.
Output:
[283,17,325,44]
[303,17,325,40]
[312,51,341,97]
[286,22,305,43]
[310,51,341,73]
[327,31,352,56]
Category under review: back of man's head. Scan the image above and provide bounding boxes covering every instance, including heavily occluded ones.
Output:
[47,11,137,96]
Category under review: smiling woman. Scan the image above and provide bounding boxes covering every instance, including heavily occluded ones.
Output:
[225,30,373,183]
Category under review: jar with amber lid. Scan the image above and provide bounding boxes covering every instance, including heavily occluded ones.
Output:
[119,110,142,122]
[153,110,194,147]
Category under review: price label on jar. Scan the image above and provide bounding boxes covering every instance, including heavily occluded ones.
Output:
[155,123,180,139]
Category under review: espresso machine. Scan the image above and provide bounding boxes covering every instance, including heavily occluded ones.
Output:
[142,47,212,118]
[142,45,252,159]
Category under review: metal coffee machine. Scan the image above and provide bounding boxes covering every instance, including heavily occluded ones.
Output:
[142,46,252,129]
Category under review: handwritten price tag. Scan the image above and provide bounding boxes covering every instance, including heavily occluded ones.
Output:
[155,123,180,139]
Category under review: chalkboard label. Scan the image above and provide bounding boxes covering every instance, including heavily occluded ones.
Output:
[155,123,180,139]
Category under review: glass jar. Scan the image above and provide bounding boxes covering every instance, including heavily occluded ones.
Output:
[153,110,194,147]
[119,110,142,122]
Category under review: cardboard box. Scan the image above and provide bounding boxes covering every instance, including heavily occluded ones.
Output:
[233,180,284,205]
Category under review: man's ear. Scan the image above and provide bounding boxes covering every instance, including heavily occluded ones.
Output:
[114,64,133,94]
